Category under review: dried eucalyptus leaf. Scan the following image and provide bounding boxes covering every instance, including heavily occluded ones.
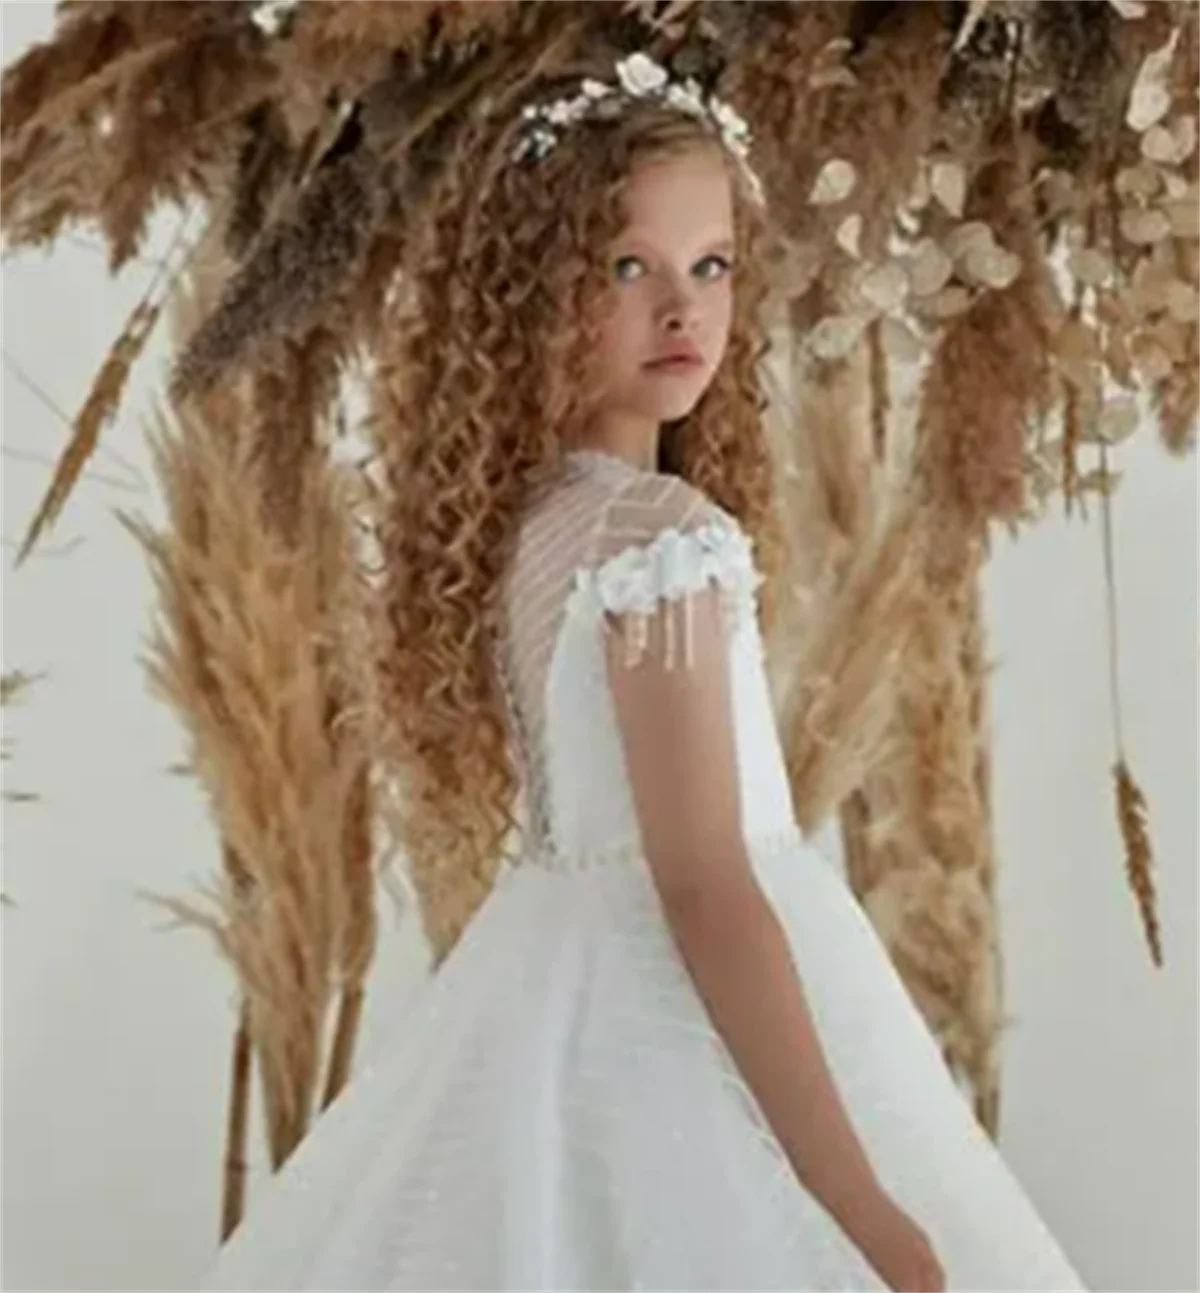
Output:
[962,245,1023,289]
[880,317,924,364]
[1129,257,1175,312]
[1164,198,1200,239]
[1068,247,1114,287]
[1166,279,1200,322]
[1127,28,1181,132]
[909,164,932,212]
[1130,334,1175,380]
[1115,161,1162,199]
[931,161,967,217]
[1147,316,1192,361]
[810,159,857,206]
[857,262,910,314]
[1095,396,1141,444]
[810,67,858,90]
[907,238,955,295]
[808,314,868,360]
[1141,115,1197,165]
[944,220,996,263]
[1119,207,1174,244]
[921,286,974,318]
[835,214,863,258]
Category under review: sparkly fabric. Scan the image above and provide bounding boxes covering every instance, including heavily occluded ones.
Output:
[202,449,1087,1291]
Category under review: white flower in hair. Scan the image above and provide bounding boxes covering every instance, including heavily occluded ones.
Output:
[511,51,765,205]
[665,79,707,121]
[710,98,751,151]
[616,52,670,96]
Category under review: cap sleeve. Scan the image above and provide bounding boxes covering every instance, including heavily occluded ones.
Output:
[569,478,763,670]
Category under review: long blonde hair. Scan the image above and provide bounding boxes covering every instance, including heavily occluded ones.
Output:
[370,84,785,959]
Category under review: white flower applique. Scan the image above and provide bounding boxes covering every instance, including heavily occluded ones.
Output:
[574,522,763,671]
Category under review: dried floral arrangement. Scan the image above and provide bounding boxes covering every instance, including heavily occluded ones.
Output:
[2,0,1194,1233]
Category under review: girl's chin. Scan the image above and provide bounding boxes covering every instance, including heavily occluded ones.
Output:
[631,379,711,422]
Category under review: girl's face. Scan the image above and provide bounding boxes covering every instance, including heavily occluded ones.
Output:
[591,145,736,426]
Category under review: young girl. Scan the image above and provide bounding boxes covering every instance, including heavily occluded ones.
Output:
[204,56,1086,1292]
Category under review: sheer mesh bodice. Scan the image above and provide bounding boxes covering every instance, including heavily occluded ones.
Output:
[495,447,798,869]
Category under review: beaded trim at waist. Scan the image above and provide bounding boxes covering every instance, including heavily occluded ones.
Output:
[514,822,806,874]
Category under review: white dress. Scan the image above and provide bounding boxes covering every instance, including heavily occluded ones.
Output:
[203,447,1087,1291]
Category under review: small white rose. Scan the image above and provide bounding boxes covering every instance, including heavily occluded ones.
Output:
[617,52,669,98]
[666,84,706,119]
[712,98,751,144]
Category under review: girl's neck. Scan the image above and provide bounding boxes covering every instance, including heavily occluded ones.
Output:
[577,414,661,473]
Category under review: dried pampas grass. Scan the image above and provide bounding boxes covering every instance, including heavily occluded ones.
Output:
[770,327,1005,1128]
[121,376,376,1209]
[843,546,1005,1132]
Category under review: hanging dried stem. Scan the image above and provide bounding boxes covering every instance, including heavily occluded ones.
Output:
[1113,759,1164,968]
[1099,444,1165,968]
[15,213,195,564]
[219,999,253,1241]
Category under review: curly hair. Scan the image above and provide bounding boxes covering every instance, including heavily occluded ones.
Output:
[370,77,786,963]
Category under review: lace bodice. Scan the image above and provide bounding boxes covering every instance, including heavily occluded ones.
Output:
[496,448,799,870]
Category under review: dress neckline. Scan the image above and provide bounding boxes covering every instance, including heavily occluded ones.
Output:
[564,447,666,483]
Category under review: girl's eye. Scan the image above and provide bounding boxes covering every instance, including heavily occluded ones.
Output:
[612,255,647,283]
[693,254,733,282]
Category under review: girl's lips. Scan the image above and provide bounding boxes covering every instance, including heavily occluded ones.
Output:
[643,354,703,372]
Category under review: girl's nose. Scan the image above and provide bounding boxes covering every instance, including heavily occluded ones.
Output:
[656,278,698,334]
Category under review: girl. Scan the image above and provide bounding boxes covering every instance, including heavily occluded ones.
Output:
[204,55,1086,1292]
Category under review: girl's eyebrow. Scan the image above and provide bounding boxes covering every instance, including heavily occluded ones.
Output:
[614,233,736,255]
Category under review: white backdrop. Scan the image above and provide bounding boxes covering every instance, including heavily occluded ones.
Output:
[2,3,1196,1290]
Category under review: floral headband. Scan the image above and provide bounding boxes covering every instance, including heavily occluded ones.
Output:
[513,53,765,206]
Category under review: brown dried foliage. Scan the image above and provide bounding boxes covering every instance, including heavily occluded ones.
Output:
[279,0,526,101]
[171,145,385,401]
[2,1,276,267]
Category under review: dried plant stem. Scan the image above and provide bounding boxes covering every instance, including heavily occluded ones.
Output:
[867,318,888,462]
[1099,445,1164,967]
[220,1000,253,1242]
